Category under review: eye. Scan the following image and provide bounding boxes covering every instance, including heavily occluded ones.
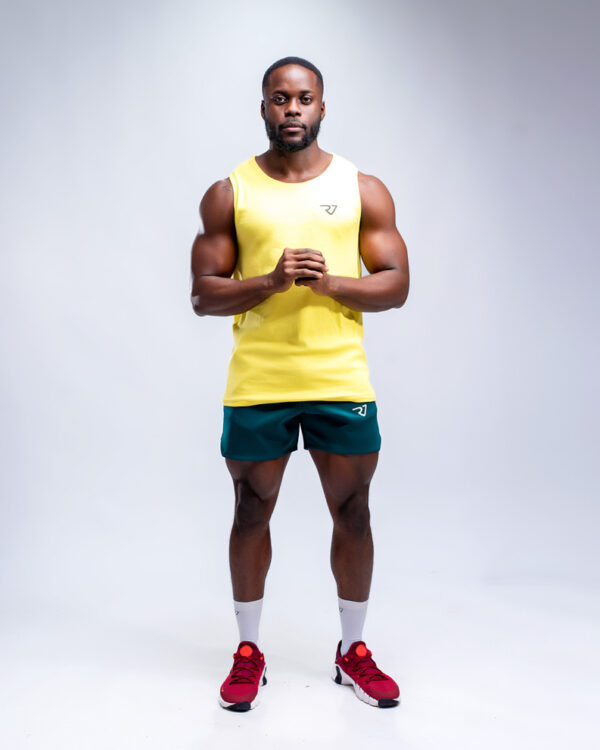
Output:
[272,95,286,104]
[301,96,312,104]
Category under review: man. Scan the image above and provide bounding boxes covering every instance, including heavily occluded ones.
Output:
[190,56,409,711]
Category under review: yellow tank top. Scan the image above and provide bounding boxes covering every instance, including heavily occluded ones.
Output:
[223,153,376,406]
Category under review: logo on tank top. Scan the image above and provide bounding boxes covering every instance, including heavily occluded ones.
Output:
[352,404,368,417]
[320,204,338,215]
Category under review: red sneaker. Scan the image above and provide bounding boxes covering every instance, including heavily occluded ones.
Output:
[219,641,267,711]
[332,640,400,707]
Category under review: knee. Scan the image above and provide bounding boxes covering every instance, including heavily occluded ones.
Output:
[233,479,275,534]
[332,493,371,537]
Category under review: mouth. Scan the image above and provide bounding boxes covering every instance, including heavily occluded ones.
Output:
[280,123,305,132]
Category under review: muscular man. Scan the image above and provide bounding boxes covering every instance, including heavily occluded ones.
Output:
[190,56,409,710]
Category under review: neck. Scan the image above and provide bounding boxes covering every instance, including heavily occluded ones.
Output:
[260,141,327,180]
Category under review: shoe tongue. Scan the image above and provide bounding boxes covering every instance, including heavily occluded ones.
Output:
[237,641,259,657]
[348,641,369,657]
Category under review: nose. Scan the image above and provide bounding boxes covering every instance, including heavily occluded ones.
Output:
[284,97,301,117]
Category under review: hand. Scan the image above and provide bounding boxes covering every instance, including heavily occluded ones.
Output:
[294,272,336,296]
[268,248,329,293]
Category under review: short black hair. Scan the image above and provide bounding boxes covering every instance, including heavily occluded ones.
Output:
[262,56,324,95]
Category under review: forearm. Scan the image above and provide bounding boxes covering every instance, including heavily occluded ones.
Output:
[192,274,275,316]
[327,269,408,312]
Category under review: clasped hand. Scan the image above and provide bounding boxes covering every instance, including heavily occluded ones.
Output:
[269,247,333,295]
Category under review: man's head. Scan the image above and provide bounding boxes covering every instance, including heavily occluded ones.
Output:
[261,57,325,153]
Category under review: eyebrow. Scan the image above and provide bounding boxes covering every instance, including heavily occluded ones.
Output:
[271,89,315,95]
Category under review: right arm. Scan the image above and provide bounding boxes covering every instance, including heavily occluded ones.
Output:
[190,179,328,316]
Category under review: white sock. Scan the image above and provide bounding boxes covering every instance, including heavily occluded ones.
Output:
[338,597,369,655]
[233,598,263,646]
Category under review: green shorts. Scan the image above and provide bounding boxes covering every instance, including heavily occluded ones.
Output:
[220,401,381,461]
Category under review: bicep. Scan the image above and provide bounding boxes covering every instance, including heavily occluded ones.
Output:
[359,223,408,275]
[190,180,238,287]
[358,174,408,275]
[191,231,237,280]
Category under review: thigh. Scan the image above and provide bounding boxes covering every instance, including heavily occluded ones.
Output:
[309,449,379,512]
[221,403,302,461]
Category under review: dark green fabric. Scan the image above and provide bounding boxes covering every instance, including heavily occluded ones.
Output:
[221,401,381,460]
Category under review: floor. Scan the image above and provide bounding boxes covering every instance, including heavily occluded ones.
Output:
[2,577,598,750]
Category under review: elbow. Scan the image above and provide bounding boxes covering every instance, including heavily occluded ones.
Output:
[394,288,409,308]
[393,274,410,309]
[191,294,208,317]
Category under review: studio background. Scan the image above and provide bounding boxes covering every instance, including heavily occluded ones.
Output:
[1,1,598,748]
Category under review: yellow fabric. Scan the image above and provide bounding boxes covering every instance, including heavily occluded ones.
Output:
[223,153,376,406]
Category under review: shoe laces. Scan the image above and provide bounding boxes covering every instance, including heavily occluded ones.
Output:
[229,652,263,684]
[347,650,388,683]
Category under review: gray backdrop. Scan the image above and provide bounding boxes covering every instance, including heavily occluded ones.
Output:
[1,1,598,748]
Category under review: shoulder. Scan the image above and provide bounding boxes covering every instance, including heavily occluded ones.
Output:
[200,178,233,211]
[202,177,233,200]
[199,178,234,230]
[358,172,392,199]
[357,172,395,224]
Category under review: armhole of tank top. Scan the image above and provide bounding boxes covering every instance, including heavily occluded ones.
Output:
[228,167,244,281]
[352,162,363,278]
[228,168,241,238]
[228,170,239,212]
[355,166,362,226]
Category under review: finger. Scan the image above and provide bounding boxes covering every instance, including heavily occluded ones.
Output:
[286,248,324,258]
[293,260,328,271]
[283,262,326,275]
[291,269,323,279]
[285,247,323,255]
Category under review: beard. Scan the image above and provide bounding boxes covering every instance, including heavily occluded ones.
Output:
[264,116,321,152]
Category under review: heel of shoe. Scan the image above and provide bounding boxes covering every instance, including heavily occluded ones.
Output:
[332,663,354,685]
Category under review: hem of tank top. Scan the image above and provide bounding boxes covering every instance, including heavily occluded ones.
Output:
[222,395,377,407]
[250,152,336,185]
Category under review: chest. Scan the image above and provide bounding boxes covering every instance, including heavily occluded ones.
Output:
[234,176,361,271]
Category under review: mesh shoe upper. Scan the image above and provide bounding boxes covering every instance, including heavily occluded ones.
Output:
[335,640,400,701]
[220,641,266,704]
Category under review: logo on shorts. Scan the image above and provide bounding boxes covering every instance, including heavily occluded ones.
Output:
[352,404,367,417]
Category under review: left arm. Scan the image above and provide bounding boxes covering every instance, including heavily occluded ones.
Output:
[295,172,409,311]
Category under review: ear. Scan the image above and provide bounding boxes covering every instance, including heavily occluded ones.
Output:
[260,100,265,120]
[320,100,326,120]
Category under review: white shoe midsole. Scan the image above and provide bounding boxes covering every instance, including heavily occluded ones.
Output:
[331,663,395,707]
